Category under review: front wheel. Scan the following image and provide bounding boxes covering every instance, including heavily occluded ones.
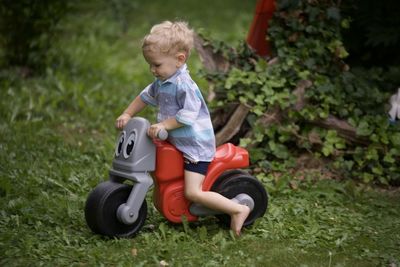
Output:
[84,181,147,238]
[211,171,268,227]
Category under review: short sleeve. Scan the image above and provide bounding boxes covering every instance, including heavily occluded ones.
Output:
[139,82,158,106]
[175,82,202,126]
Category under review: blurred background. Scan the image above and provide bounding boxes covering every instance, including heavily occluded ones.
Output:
[0,0,256,130]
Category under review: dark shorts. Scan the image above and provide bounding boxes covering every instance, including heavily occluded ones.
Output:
[184,159,211,176]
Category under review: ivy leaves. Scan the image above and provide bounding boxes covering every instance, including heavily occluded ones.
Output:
[203,0,400,185]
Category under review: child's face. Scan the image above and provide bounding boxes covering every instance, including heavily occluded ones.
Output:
[143,50,185,81]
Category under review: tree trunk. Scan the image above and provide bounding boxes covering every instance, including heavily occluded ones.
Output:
[215,103,250,146]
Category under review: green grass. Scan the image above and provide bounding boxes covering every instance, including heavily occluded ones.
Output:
[1,1,400,266]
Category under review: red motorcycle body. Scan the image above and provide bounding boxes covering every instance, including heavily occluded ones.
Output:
[152,141,249,223]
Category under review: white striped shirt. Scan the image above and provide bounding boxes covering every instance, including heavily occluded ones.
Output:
[140,64,216,162]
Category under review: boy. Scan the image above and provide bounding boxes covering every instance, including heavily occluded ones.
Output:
[115,21,250,236]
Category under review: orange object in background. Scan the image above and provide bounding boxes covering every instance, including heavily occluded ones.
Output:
[247,0,276,57]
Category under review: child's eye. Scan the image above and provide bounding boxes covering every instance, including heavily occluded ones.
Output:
[154,64,161,67]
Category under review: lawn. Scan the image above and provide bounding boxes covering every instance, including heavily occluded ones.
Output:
[1,1,399,266]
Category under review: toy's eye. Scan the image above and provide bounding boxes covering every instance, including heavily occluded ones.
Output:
[115,132,125,157]
[123,132,136,159]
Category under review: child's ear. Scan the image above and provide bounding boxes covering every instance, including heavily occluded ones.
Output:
[176,52,186,67]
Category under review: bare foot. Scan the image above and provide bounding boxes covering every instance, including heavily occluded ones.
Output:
[230,205,251,236]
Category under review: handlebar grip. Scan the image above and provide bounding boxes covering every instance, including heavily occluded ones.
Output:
[157,129,168,140]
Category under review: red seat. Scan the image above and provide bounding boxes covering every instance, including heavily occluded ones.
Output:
[214,143,235,162]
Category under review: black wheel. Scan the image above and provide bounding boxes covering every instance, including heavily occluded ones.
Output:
[210,169,250,190]
[84,181,147,238]
[211,171,268,227]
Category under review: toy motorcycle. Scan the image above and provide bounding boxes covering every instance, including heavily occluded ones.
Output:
[84,117,268,238]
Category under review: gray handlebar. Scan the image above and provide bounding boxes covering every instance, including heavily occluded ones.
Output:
[157,129,168,140]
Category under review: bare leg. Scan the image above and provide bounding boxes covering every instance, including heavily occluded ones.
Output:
[230,205,250,236]
[184,170,250,236]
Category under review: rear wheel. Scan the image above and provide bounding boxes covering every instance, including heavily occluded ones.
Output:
[85,181,147,238]
[211,171,268,227]
[210,169,249,190]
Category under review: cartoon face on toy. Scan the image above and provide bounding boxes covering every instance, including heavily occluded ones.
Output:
[115,131,136,159]
[112,117,156,173]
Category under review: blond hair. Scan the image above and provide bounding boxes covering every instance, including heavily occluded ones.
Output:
[142,21,194,57]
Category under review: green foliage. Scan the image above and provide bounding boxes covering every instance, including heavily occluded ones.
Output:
[0,0,70,72]
[341,0,400,66]
[203,0,400,185]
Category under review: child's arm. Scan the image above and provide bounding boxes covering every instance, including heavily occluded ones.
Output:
[115,96,147,129]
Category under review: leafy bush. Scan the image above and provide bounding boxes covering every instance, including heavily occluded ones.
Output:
[341,0,400,67]
[0,0,70,72]
[202,0,400,185]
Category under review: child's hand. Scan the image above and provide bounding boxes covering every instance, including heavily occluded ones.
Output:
[115,113,131,129]
[148,123,166,139]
